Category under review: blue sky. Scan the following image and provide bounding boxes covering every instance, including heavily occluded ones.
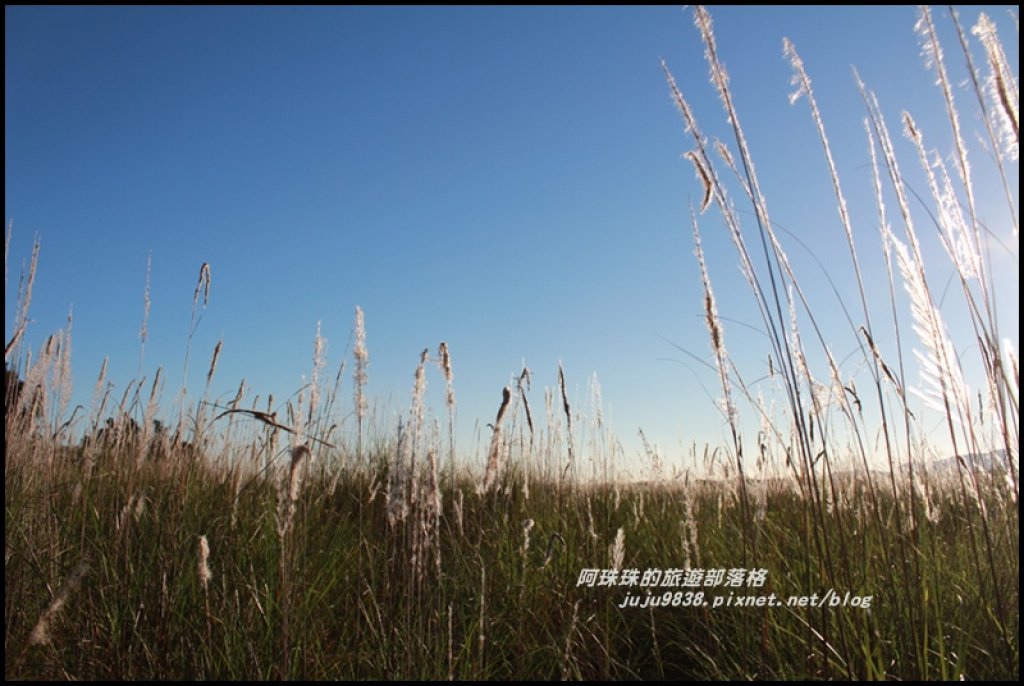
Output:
[5,6,1018,475]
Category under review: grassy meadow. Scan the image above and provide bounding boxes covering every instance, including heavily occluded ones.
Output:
[5,6,1019,680]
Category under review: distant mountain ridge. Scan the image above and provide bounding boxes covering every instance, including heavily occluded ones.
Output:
[928,449,1011,474]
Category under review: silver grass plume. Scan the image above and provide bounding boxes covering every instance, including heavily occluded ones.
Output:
[27,562,89,647]
[609,527,626,571]
[198,535,213,590]
[353,306,368,463]
[972,13,1019,161]
[481,386,512,494]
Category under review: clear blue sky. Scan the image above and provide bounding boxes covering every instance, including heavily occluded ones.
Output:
[5,6,1018,475]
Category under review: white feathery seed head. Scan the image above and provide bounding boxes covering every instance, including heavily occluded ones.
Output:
[197,535,212,590]
[609,527,626,571]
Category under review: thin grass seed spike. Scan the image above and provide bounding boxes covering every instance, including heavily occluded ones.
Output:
[212,406,335,448]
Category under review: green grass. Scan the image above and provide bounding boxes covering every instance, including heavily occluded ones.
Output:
[5,5,1018,680]
[4,436,1018,679]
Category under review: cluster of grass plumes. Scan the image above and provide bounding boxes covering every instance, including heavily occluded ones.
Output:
[660,3,1017,680]
[5,5,1018,680]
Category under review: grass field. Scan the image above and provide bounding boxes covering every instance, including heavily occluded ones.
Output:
[5,6,1018,680]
